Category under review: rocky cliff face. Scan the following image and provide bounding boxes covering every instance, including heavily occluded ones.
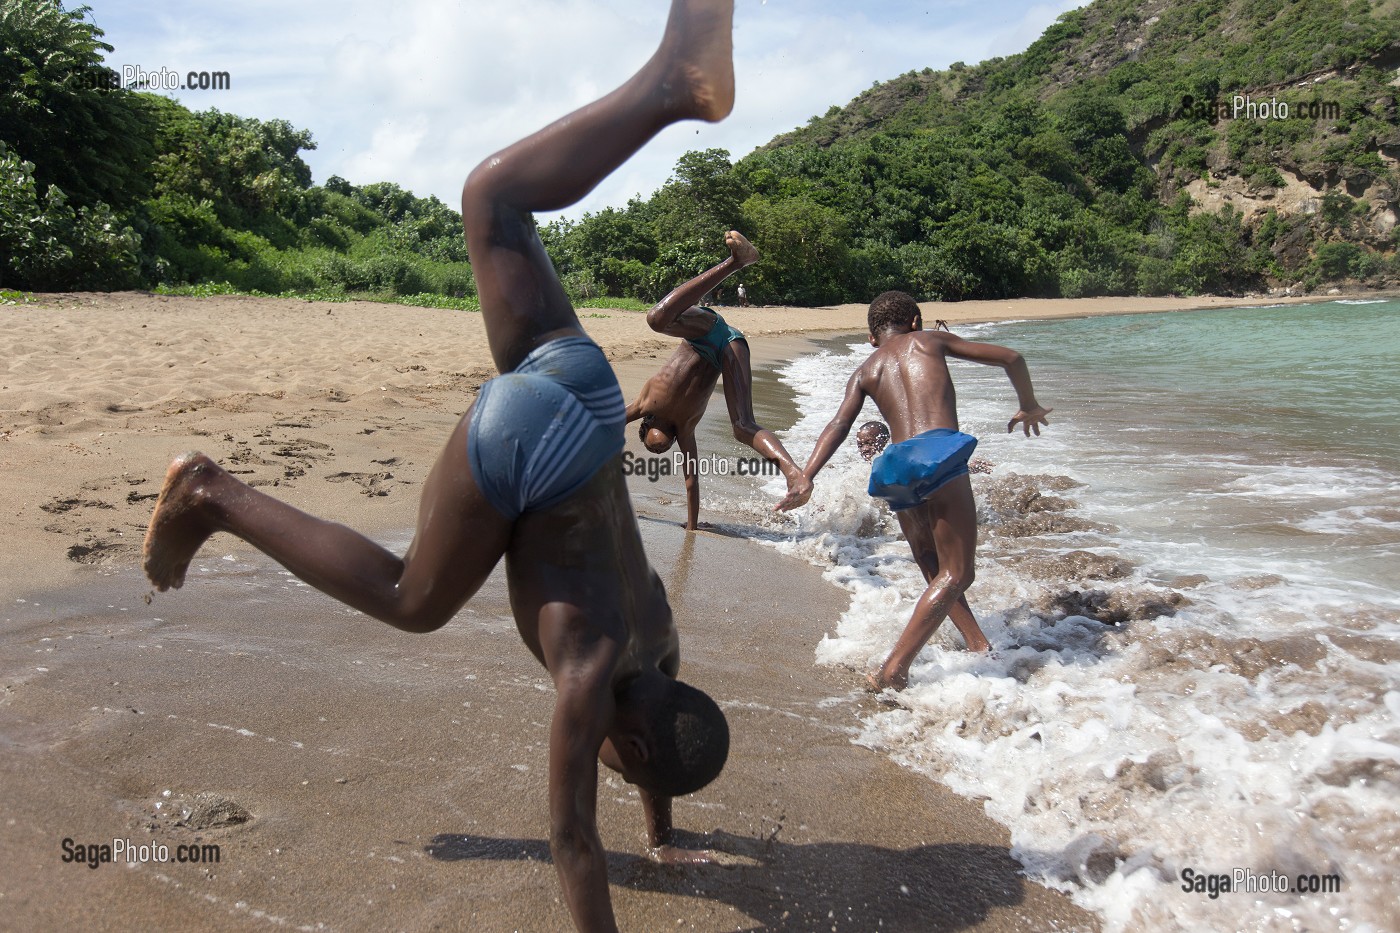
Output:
[764,0,1400,291]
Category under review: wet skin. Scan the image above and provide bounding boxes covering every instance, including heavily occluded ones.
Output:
[144,2,738,930]
[794,315,1051,690]
[626,231,812,529]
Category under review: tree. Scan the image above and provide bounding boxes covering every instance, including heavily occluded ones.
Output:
[0,0,154,209]
[649,149,745,246]
[740,194,851,305]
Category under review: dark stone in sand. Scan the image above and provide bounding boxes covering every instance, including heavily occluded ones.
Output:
[1327,631,1400,664]
[978,472,1107,538]
[178,792,252,830]
[1316,754,1400,789]
[994,513,1106,537]
[1230,573,1286,590]
[1015,549,1135,583]
[981,473,1079,516]
[1142,632,1328,681]
[1114,749,1189,793]
[1040,587,1188,625]
[1257,699,1333,739]
[66,540,126,564]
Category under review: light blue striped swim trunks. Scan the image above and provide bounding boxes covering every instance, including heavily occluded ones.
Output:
[467,335,626,520]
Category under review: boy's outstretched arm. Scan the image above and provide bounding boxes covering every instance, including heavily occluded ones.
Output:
[637,786,715,865]
[645,231,759,337]
[789,371,868,496]
[678,428,702,531]
[941,334,1052,436]
[548,667,621,932]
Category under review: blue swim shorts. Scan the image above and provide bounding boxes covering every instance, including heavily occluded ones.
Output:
[685,308,747,370]
[468,336,626,520]
[867,428,978,511]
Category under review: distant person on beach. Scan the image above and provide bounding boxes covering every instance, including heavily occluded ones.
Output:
[787,290,1050,691]
[143,2,735,928]
[736,282,748,306]
[626,230,812,529]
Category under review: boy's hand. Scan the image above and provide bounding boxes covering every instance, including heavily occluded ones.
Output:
[1008,405,1052,436]
[774,474,813,512]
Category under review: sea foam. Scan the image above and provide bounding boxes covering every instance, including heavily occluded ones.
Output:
[745,313,1400,931]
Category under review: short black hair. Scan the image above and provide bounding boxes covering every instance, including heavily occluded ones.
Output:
[857,421,889,440]
[868,290,920,335]
[638,413,655,445]
[638,679,729,797]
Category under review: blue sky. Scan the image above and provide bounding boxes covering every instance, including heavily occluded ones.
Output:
[90,0,1083,220]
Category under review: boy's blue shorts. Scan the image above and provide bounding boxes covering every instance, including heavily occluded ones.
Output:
[468,336,626,520]
[867,429,978,511]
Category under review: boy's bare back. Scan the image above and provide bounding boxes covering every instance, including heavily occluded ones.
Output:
[855,330,964,442]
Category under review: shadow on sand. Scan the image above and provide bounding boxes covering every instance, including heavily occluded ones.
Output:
[427,828,1025,932]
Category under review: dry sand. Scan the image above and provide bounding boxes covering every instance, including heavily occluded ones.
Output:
[0,288,1327,931]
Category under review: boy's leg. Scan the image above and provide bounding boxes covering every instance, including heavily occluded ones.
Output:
[718,339,812,508]
[875,476,987,690]
[897,520,983,646]
[144,408,513,634]
[645,230,757,336]
[462,0,734,374]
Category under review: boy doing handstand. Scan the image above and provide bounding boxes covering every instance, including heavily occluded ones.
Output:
[143,3,738,929]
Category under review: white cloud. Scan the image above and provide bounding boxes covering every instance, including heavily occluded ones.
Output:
[92,0,1084,219]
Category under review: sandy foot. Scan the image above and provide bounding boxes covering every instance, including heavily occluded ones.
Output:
[143,453,220,591]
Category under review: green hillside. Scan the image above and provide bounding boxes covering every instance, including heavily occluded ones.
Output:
[0,1,474,301]
[715,0,1400,300]
[4,0,1398,303]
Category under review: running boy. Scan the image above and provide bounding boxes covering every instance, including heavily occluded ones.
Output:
[786,291,1051,691]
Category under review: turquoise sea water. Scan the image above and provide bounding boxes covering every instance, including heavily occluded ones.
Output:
[995,299,1400,463]
[761,299,1400,932]
[956,299,1400,601]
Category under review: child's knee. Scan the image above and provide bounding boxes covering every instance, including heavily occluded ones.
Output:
[939,566,974,593]
[731,420,759,444]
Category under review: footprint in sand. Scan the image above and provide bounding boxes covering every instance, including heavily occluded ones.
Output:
[66,539,128,564]
[325,471,398,497]
[41,496,114,514]
[153,791,252,831]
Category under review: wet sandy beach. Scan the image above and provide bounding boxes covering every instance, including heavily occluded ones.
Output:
[3,289,1315,931]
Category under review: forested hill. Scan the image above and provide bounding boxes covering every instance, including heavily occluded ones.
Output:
[3,0,1399,304]
[723,0,1400,301]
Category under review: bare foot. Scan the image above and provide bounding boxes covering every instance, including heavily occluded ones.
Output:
[865,670,908,693]
[143,453,221,591]
[660,0,735,122]
[725,230,758,267]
